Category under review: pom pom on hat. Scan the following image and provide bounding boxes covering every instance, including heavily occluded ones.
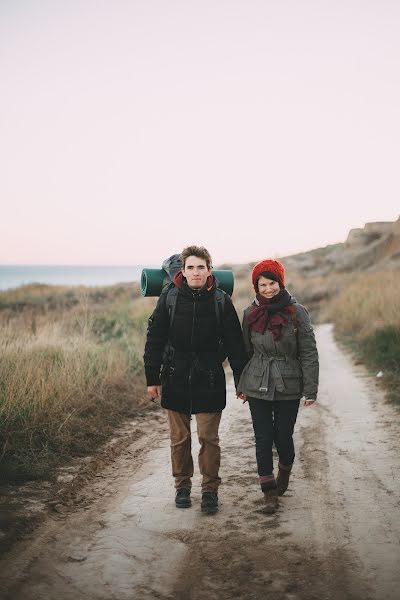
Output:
[251,259,285,290]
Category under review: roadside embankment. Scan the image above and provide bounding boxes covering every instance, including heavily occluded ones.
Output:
[0,283,156,484]
[320,268,400,404]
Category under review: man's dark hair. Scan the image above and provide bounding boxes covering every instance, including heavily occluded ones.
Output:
[181,246,212,269]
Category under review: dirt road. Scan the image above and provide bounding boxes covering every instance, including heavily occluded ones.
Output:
[1,324,399,600]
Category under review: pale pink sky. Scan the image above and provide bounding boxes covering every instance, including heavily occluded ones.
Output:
[1,1,399,265]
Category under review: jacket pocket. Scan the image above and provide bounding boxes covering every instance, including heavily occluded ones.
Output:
[238,362,264,394]
[242,365,266,393]
[282,376,303,395]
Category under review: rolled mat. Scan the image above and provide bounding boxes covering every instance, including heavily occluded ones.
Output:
[141,268,234,296]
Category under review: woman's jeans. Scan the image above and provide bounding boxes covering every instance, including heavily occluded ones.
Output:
[248,398,300,476]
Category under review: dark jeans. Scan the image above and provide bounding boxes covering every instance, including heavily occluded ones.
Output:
[248,398,300,476]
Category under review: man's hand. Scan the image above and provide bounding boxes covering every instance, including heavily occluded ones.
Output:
[237,392,248,404]
[147,385,162,400]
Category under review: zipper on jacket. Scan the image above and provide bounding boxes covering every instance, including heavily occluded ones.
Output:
[190,292,197,347]
[188,292,198,418]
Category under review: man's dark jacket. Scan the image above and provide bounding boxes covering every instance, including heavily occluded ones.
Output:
[144,275,247,414]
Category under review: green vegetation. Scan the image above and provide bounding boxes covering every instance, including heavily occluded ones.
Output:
[362,326,400,373]
[347,326,400,404]
[0,283,156,482]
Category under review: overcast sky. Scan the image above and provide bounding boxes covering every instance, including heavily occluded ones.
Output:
[1,0,399,265]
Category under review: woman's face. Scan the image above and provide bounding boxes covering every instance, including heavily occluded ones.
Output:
[257,276,280,299]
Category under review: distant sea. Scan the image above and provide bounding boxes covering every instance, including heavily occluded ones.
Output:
[0,265,151,291]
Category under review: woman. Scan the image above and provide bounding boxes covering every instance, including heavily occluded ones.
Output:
[237,259,319,512]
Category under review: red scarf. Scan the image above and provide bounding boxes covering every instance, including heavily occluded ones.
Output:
[247,290,295,340]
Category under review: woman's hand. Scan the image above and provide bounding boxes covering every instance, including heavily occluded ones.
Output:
[147,385,162,400]
[304,398,316,407]
[237,392,248,404]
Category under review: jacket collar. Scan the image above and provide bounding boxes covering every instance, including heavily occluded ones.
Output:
[173,271,216,296]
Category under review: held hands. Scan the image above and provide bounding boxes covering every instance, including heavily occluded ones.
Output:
[236,392,315,407]
[147,385,162,401]
[237,392,248,404]
[237,394,315,406]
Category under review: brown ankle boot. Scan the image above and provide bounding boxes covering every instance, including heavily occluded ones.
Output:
[263,488,278,513]
[276,463,292,496]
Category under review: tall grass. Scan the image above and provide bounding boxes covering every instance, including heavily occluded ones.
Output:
[322,269,400,403]
[0,285,156,482]
[322,269,400,336]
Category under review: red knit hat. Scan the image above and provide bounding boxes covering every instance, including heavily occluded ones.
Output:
[251,259,285,290]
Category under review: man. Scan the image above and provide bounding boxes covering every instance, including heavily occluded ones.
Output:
[144,246,246,514]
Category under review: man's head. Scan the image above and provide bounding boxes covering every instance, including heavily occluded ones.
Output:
[181,245,212,290]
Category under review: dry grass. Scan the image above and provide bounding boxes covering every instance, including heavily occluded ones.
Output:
[321,269,400,337]
[231,272,254,318]
[0,284,156,482]
[320,268,400,404]
[0,282,142,316]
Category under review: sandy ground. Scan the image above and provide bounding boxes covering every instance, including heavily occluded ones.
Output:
[1,324,399,600]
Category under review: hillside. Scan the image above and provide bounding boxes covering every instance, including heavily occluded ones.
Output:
[281,217,400,313]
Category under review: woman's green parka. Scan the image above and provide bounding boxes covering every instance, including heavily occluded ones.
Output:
[237,300,319,401]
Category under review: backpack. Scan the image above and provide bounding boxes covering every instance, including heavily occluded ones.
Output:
[161,254,182,288]
[162,254,227,360]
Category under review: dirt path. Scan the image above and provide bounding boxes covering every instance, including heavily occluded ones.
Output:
[1,324,400,600]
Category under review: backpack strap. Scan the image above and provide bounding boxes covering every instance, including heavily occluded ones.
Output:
[165,285,179,329]
[291,305,299,357]
[214,288,226,341]
[166,285,226,338]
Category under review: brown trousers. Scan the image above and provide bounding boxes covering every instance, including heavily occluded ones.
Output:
[167,410,222,492]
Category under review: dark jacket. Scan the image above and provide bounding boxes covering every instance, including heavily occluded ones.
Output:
[237,299,319,401]
[144,277,247,414]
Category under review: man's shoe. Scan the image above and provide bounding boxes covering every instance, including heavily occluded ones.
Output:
[201,491,218,514]
[175,488,191,508]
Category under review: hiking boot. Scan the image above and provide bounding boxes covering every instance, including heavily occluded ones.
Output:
[276,463,292,496]
[201,491,218,514]
[175,488,191,508]
[263,488,278,513]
